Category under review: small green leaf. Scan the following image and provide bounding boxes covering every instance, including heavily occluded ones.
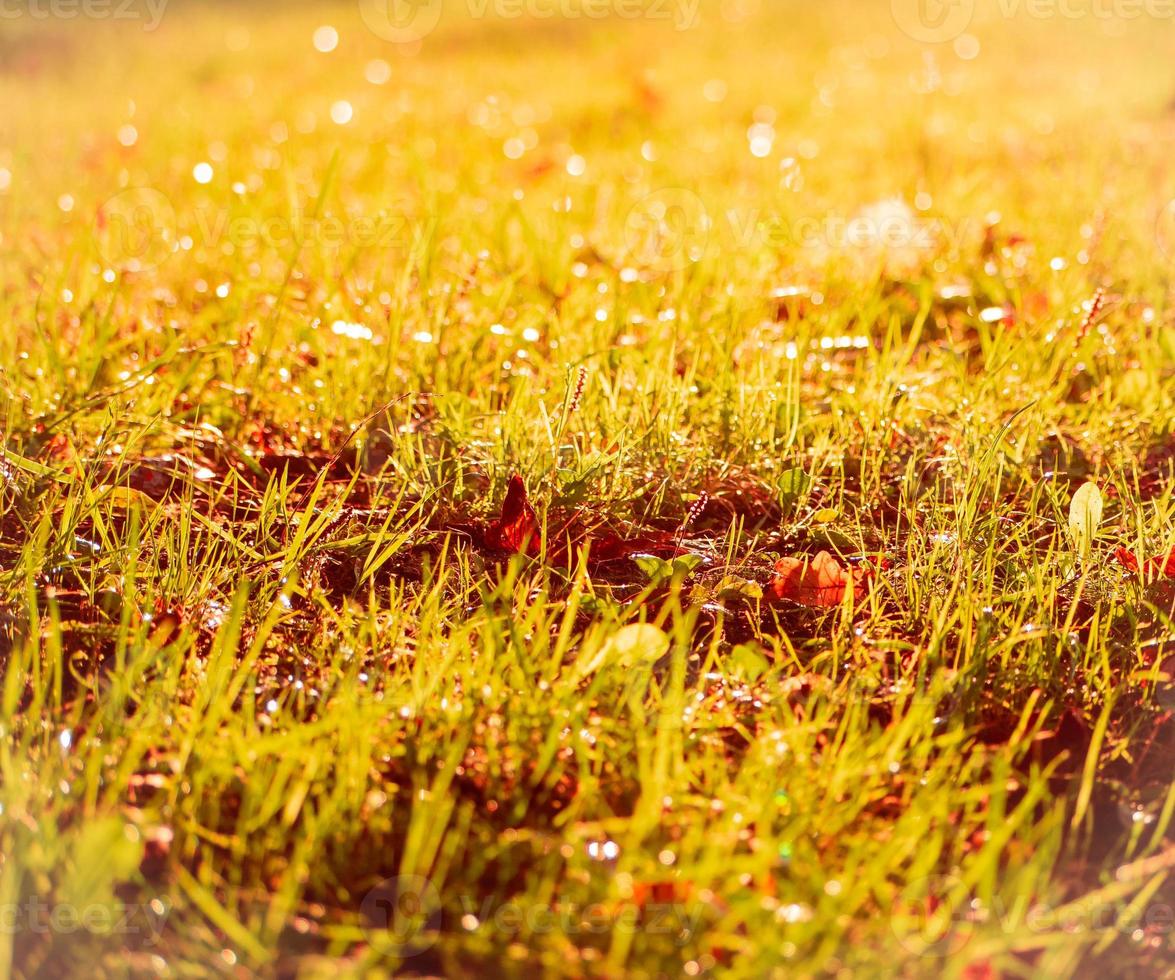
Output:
[635,553,702,584]
[671,554,705,576]
[59,817,144,912]
[778,467,811,513]
[728,642,770,682]
[576,623,670,677]
[717,576,764,602]
[634,554,672,582]
[811,527,856,552]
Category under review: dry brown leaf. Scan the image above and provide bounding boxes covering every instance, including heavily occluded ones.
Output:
[771,550,863,607]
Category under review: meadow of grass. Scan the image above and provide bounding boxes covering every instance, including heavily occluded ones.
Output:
[1,0,1174,976]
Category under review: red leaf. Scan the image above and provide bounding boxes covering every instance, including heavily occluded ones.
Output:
[1115,545,1175,577]
[771,551,863,607]
[485,474,539,554]
[1114,546,1141,572]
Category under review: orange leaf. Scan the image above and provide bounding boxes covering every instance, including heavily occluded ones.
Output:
[485,474,539,554]
[771,551,862,607]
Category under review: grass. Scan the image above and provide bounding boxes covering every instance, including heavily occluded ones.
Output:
[1,1,1174,976]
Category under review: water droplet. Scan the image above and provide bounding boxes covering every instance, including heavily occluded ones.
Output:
[331,320,373,341]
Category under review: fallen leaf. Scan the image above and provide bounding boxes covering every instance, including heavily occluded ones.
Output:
[1068,482,1103,557]
[575,623,669,678]
[485,474,539,554]
[771,550,863,607]
[585,529,682,565]
[1114,547,1140,573]
[1115,545,1175,577]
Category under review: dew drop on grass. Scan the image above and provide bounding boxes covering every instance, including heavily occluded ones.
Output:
[587,840,619,861]
[331,320,372,341]
[777,902,811,922]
